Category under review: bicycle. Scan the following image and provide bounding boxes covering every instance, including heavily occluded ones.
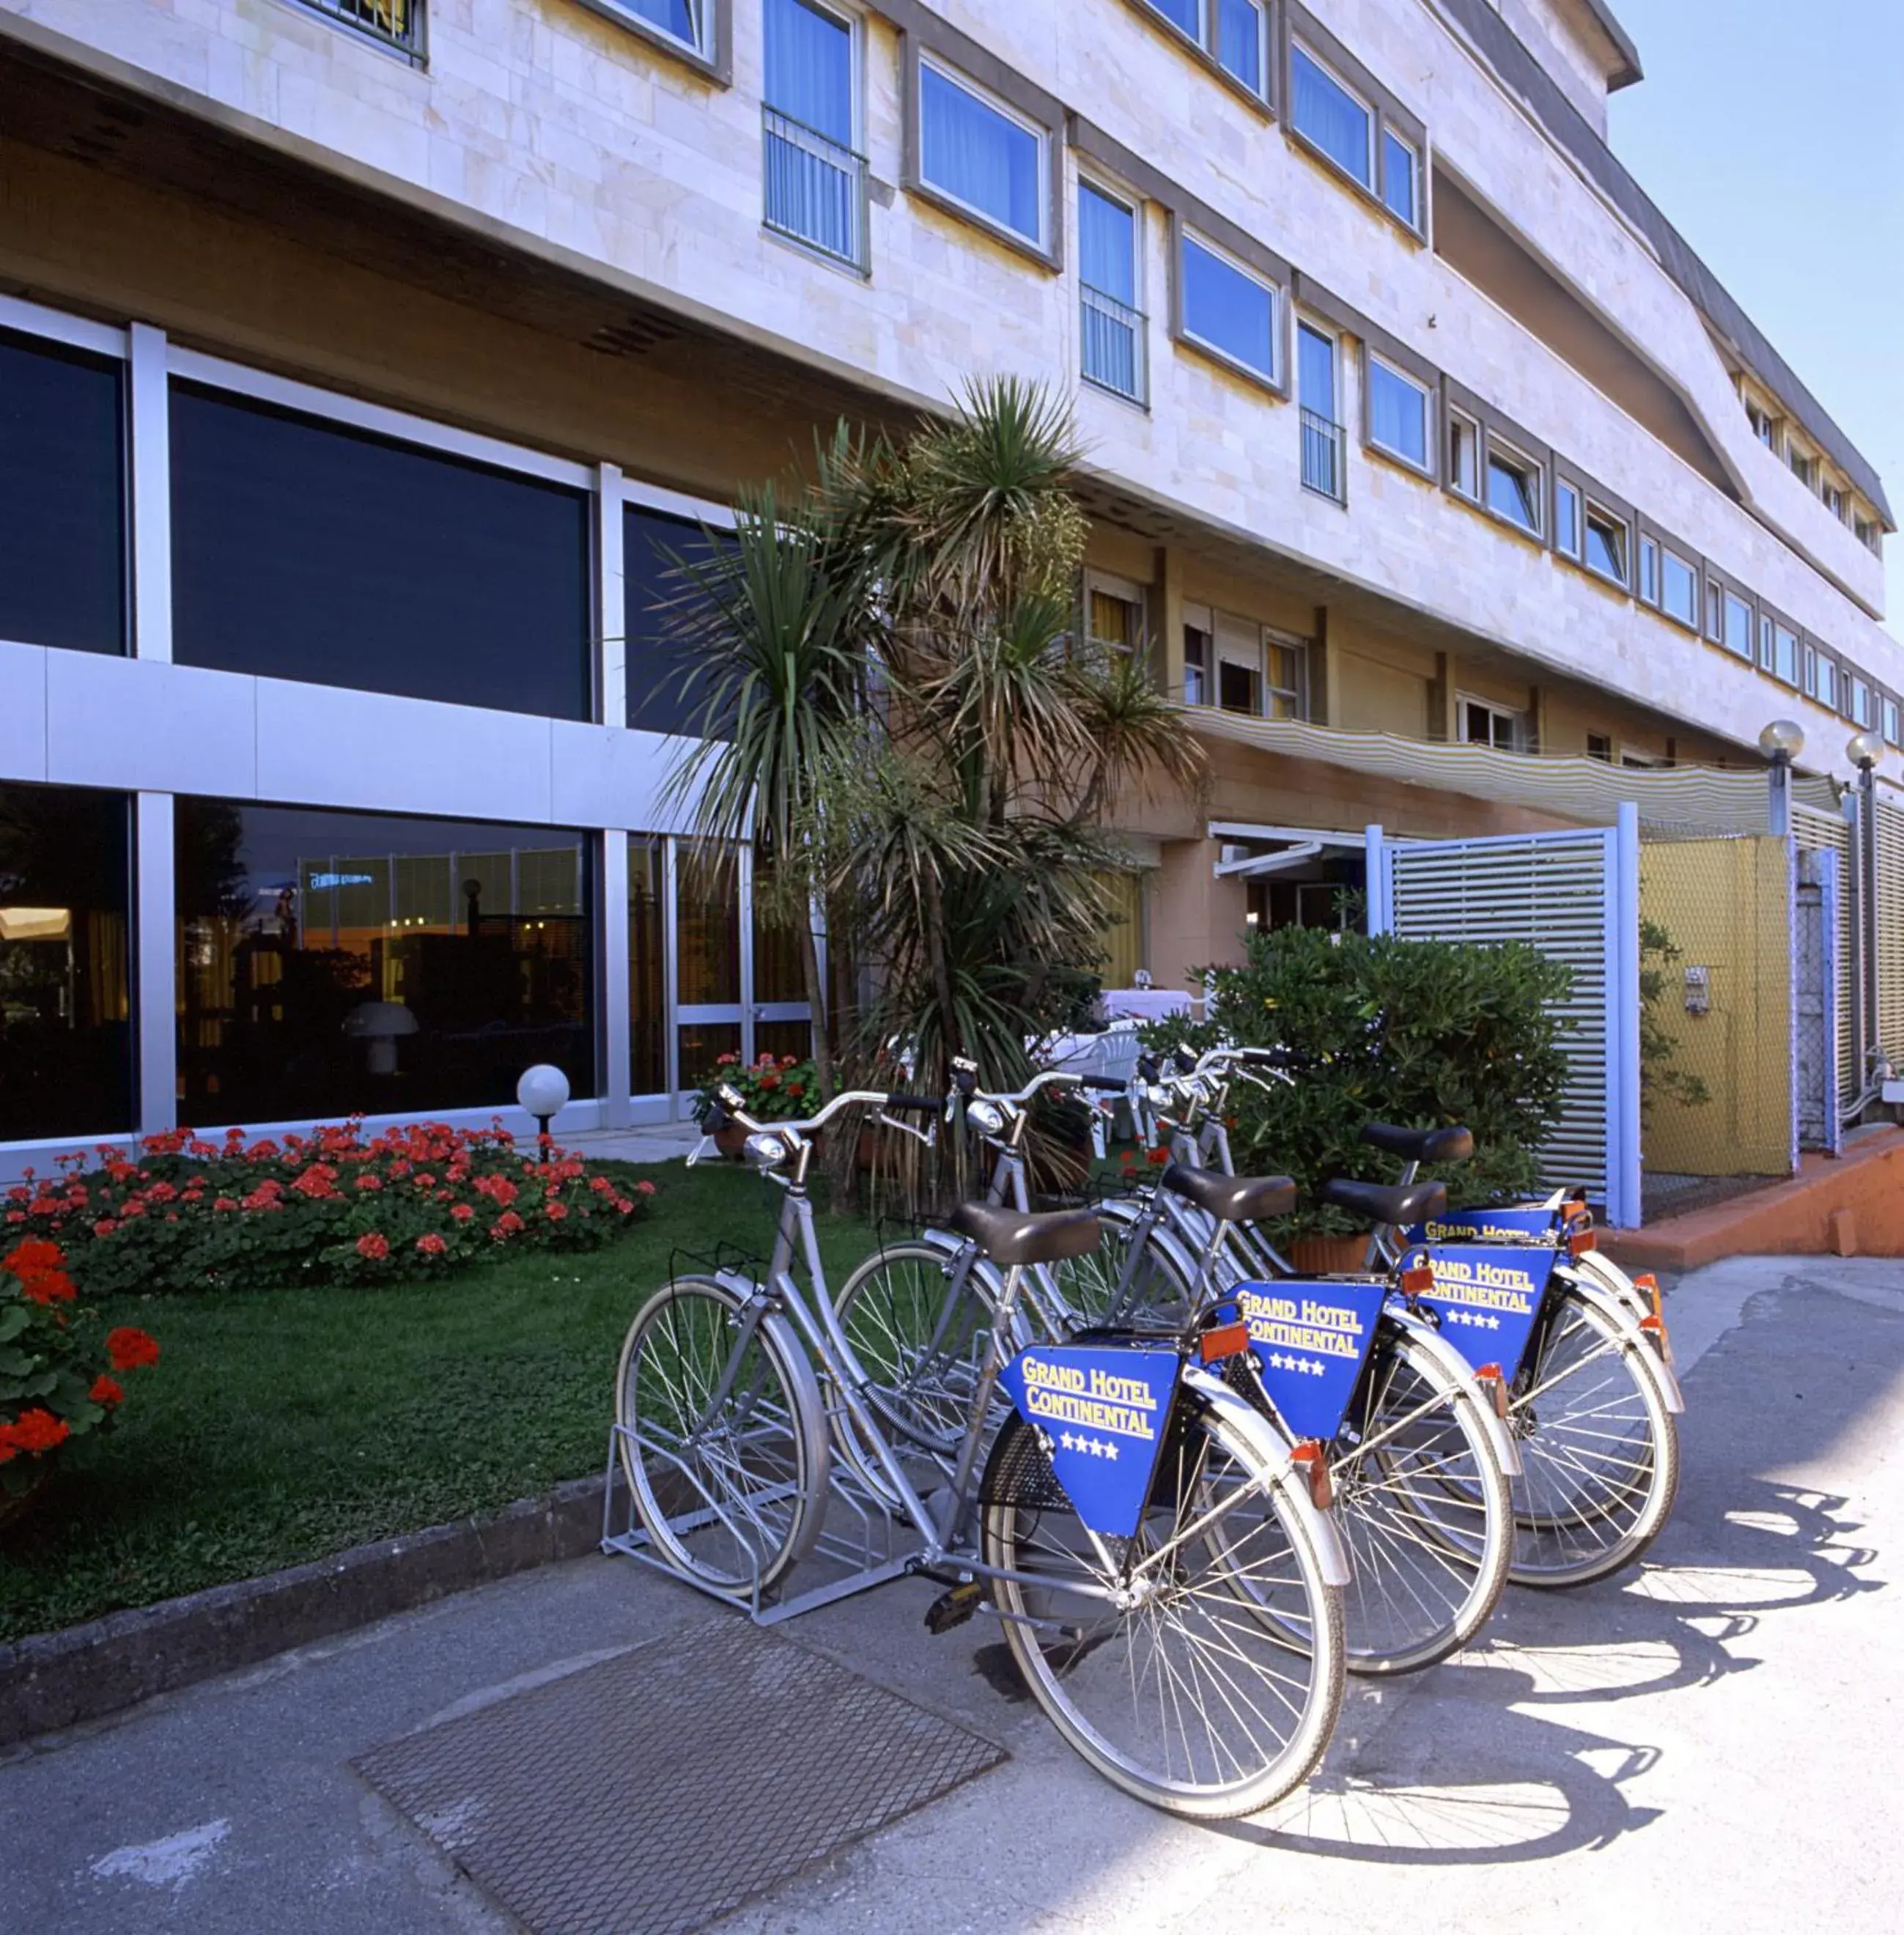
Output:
[838,1061,1516,1677]
[612,1080,1348,1818]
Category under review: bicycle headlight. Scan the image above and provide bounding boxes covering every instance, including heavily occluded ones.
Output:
[967,1099,1007,1137]
[743,1131,790,1168]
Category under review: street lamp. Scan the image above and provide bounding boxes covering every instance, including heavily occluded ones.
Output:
[516,1063,571,1162]
[1759,718,1804,838]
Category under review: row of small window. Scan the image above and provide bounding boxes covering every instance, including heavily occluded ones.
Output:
[1741,389,1885,556]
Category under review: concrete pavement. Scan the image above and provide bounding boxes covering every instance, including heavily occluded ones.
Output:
[2,1256,1898,1935]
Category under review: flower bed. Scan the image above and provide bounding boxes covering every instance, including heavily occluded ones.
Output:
[1,1238,159,1512]
[694,1051,819,1124]
[1,1120,654,1297]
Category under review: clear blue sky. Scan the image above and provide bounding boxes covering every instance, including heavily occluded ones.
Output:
[1606,0,1904,633]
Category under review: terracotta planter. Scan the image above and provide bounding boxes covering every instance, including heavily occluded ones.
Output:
[1285,1234,1373,1276]
[712,1122,750,1161]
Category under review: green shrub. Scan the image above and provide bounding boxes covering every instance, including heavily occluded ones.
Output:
[1146,928,1573,1233]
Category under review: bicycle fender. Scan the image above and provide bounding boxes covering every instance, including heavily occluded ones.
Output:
[1570,1248,1649,1323]
[1553,1267,1686,1415]
[1381,1309,1524,1479]
[1181,1363,1352,1588]
[915,1226,1003,1294]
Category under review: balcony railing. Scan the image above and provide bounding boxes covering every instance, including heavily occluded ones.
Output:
[298,0,424,59]
[763,108,868,271]
[1301,407,1346,502]
[1081,284,1147,405]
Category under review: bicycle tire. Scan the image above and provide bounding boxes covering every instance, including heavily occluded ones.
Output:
[981,1395,1346,1819]
[1508,1284,1680,1588]
[615,1274,827,1600]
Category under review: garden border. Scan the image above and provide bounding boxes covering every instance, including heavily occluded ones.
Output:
[0,1474,603,1747]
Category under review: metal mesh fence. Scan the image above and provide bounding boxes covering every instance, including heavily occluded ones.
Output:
[1877,796,1904,1072]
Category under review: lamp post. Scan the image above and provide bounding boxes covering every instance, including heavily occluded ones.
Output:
[1847,730,1885,1094]
[516,1064,571,1162]
[1758,718,1804,839]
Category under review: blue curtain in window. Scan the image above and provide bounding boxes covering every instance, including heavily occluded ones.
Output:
[1292,48,1371,185]
[1381,130,1415,224]
[1217,0,1263,92]
[627,0,701,48]
[1368,363,1425,465]
[920,66,1041,240]
[1079,185,1134,302]
[765,0,851,143]
[1297,325,1335,417]
[1182,238,1273,376]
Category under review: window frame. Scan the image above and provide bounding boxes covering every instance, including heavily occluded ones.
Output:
[1084,567,1149,656]
[1263,624,1309,721]
[1118,0,1275,112]
[1447,407,1480,502]
[1658,545,1700,633]
[1284,10,1428,240]
[1362,349,1433,478]
[1883,693,1900,747]
[1175,220,1286,392]
[1457,692,1524,753]
[760,0,867,270]
[1288,40,1373,191]
[907,45,1061,268]
[1296,314,1346,504]
[579,0,729,83]
[1483,435,1544,541]
[1638,533,1659,607]
[1553,476,1582,561]
[1077,174,1148,407]
[1583,499,1630,589]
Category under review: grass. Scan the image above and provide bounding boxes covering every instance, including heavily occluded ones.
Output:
[0,1161,882,1645]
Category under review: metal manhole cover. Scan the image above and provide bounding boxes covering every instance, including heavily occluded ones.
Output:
[354,1616,1005,1935]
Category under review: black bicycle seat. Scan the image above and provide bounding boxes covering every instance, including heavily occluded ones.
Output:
[1159,1164,1297,1224]
[1360,1121,1475,1164]
[950,1201,1102,1267]
[1317,1177,1448,1226]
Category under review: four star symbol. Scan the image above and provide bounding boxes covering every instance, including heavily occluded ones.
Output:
[1057,1432,1121,1461]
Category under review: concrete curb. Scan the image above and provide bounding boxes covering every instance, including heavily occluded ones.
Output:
[0,1475,604,1748]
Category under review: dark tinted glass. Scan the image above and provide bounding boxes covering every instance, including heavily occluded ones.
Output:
[0,782,133,1140]
[624,506,737,737]
[175,798,594,1127]
[171,386,590,718]
[0,330,126,655]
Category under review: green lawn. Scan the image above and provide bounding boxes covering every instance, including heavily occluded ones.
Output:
[0,1162,881,1645]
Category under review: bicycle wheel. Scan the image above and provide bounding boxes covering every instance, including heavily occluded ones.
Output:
[1055,1198,1204,1330]
[1508,1285,1680,1587]
[615,1274,826,1600]
[1330,1325,1512,1674]
[824,1242,1010,1511]
[981,1397,1345,1819]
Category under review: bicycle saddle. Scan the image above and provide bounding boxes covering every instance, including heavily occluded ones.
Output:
[951,1201,1102,1267]
[1360,1121,1475,1164]
[1159,1163,1297,1224]
[1317,1177,1448,1226]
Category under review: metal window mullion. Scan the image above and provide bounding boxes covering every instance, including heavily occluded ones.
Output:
[596,463,625,727]
[135,792,177,1139]
[663,835,682,1114]
[128,322,172,664]
[602,830,632,1129]
[739,840,756,1064]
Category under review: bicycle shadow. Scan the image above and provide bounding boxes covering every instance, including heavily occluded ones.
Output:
[1203,1478,1881,1865]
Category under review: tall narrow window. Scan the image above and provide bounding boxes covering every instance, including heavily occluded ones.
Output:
[1660,549,1698,627]
[1448,412,1479,498]
[1773,622,1798,685]
[1584,504,1627,585]
[763,0,863,267]
[1079,183,1145,403]
[1180,231,1277,383]
[1381,129,1418,227]
[1366,357,1428,470]
[1183,616,1211,705]
[1639,534,1658,605]
[1722,591,1753,660]
[1298,322,1343,501]
[1217,0,1266,94]
[1486,441,1540,535]
[1554,479,1581,558]
[1291,45,1373,188]
[1265,634,1307,720]
[1851,677,1873,728]
[611,0,710,56]
[1884,695,1900,745]
[1217,616,1263,716]
[918,60,1045,246]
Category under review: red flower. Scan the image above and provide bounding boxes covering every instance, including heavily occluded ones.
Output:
[449,1203,476,1223]
[355,1233,390,1261]
[354,1173,383,1193]
[18,1268,76,1305]
[106,1327,160,1371]
[2,1239,63,1279]
[635,1179,657,1197]
[94,1219,119,1239]
[490,1211,525,1242]
[7,1407,70,1455]
[213,1197,239,1214]
[90,1375,125,1408]
[613,1197,634,1215]
[1145,1148,1170,1166]
[416,1233,447,1256]
[545,1201,568,1222]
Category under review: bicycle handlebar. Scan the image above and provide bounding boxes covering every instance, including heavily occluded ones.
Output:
[708,1083,910,1143]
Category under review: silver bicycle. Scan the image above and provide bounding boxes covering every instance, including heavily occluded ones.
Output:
[613,1080,1348,1818]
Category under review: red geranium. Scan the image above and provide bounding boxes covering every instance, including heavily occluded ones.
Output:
[1,1238,62,1278]
[106,1327,161,1371]
[449,1203,476,1223]
[355,1233,390,1261]
[4,1407,70,1455]
[416,1233,447,1256]
[90,1375,125,1407]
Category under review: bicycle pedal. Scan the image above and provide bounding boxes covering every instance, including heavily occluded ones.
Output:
[924,1581,984,1634]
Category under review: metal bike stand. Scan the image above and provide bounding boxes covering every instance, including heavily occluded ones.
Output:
[601,1422,930,1628]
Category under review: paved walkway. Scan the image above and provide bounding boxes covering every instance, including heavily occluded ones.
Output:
[3,1257,1899,1934]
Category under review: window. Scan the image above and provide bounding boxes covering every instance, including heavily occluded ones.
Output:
[1851,677,1873,729]
[1366,356,1429,470]
[1621,748,1669,770]
[0,328,125,657]
[918,59,1045,246]
[1746,401,1776,449]
[1586,733,1613,763]
[1183,619,1209,704]
[1145,0,1201,34]
[174,800,594,1127]
[1298,322,1343,501]
[1080,182,1145,403]
[1807,649,1837,710]
[0,781,133,1141]
[627,838,666,1097]
[1823,483,1845,520]
[1639,534,1659,605]
[763,0,863,268]
[1486,441,1541,535]
[1216,0,1266,94]
[1554,479,1581,559]
[298,0,424,59]
[1207,613,1308,720]
[1705,581,1724,644]
[1448,411,1479,498]
[1884,696,1900,745]
[607,0,712,56]
[1291,45,1372,188]
[1768,619,1799,686]
[171,386,591,719]
[1085,572,1146,653]
[1722,591,1752,660]
[1381,130,1417,228]
[1856,515,1880,551]
[1460,696,1521,751]
[1787,444,1815,488]
[1584,505,1627,585]
[1660,548,1698,627]
[1180,231,1279,383]
[624,506,740,737]
[1265,632,1307,720]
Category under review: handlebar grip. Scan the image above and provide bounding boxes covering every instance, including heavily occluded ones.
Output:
[884,1093,941,1113]
[1136,1055,1160,1082]
[1079,1075,1127,1093]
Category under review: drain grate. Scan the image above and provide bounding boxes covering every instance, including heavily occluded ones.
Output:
[355,1615,1005,1935]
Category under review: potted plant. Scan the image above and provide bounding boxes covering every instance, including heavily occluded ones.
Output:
[1,1238,160,1530]
[693,1051,820,1157]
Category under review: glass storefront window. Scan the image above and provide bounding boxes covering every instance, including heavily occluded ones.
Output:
[751,862,808,1006]
[675,847,740,1006]
[176,800,594,1126]
[171,385,591,719]
[630,838,666,1096]
[676,1020,742,1091]
[0,783,133,1140]
[624,506,738,737]
[0,329,126,656]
